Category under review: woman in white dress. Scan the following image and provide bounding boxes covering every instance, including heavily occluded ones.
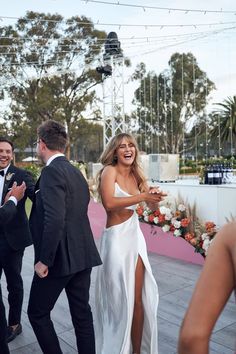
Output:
[95,133,165,354]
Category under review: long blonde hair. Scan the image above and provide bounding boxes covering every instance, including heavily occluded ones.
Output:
[97,133,147,196]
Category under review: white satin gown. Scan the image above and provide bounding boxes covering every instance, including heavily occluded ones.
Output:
[95,183,159,354]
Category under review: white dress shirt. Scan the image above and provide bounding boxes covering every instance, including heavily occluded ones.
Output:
[0,165,10,206]
[46,153,64,166]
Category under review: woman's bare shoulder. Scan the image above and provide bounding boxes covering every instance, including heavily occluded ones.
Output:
[218,222,236,245]
[218,222,236,236]
[101,165,117,179]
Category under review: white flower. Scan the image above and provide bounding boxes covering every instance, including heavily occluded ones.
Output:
[173,220,181,229]
[160,206,171,215]
[178,204,186,212]
[203,239,213,255]
[174,229,181,237]
[162,224,170,232]
[201,233,208,241]
[153,217,159,224]
[144,215,149,222]
[171,217,177,224]
[5,172,15,181]
[143,210,149,216]
[159,206,166,214]
[164,213,172,221]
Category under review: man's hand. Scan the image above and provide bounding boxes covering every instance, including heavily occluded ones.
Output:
[35,261,49,278]
[5,181,26,203]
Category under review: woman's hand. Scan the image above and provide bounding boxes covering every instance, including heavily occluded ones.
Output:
[143,188,167,204]
[149,186,162,194]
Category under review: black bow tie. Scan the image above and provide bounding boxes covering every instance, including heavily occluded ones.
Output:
[0,170,5,177]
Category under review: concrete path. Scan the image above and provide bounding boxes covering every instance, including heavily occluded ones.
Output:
[2,243,236,354]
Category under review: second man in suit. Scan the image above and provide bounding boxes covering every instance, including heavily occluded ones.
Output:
[0,137,35,342]
[0,181,26,354]
[28,120,102,354]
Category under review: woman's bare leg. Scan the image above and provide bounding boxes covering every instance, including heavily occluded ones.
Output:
[131,256,145,354]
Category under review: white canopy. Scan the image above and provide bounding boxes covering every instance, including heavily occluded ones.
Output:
[22,156,38,162]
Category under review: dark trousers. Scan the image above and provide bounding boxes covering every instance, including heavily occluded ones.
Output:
[0,238,24,326]
[28,268,95,354]
[0,286,10,354]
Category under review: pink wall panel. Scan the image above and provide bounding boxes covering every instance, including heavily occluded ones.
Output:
[88,200,204,266]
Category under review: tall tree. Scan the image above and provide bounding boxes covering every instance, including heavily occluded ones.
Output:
[132,53,215,154]
[71,118,103,162]
[0,11,106,158]
[210,96,236,154]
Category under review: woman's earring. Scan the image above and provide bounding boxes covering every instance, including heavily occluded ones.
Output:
[113,155,118,163]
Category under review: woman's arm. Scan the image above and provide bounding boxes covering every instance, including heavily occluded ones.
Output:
[178,222,236,354]
[100,166,163,211]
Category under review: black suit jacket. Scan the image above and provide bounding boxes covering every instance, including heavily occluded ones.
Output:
[29,156,102,276]
[0,200,17,224]
[0,164,35,250]
[0,200,17,354]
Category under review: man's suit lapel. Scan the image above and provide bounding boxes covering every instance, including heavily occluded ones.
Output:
[35,175,40,188]
[34,177,41,197]
[1,164,16,204]
[29,176,41,219]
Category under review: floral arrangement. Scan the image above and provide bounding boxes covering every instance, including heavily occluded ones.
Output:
[136,201,218,257]
[5,172,15,181]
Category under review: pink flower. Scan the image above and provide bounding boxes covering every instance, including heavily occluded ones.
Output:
[181,218,190,227]
[148,214,155,223]
[190,238,197,246]
[184,233,194,242]
[158,214,166,223]
[136,206,144,216]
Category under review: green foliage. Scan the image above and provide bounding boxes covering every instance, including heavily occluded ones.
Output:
[70,118,103,162]
[0,11,107,158]
[179,156,236,175]
[180,159,195,168]
[179,166,197,174]
[25,199,32,217]
[23,164,42,181]
[132,53,215,154]
[210,96,236,151]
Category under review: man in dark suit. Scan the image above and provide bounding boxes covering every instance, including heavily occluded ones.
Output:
[0,181,26,354]
[0,137,35,342]
[28,120,102,354]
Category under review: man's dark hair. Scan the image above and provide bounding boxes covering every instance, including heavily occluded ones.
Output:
[0,137,14,151]
[37,120,67,152]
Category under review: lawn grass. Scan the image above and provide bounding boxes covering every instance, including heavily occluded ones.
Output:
[25,198,32,217]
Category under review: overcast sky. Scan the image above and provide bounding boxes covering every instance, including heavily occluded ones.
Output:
[1,0,236,112]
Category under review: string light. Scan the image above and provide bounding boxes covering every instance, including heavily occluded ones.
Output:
[156,76,160,154]
[205,76,208,161]
[82,0,236,15]
[1,27,235,67]
[1,25,235,44]
[1,25,235,71]
[127,26,236,59]
[149,74,153,152]
[181,53,185,167]
[0,14,235,28]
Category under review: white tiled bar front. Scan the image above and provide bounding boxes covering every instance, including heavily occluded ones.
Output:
[153,181,236,227]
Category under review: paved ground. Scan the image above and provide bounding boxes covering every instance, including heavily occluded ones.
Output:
[2,241,236,354]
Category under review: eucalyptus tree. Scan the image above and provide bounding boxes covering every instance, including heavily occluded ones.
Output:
[132,53,215,154]
[0,11,106,158]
